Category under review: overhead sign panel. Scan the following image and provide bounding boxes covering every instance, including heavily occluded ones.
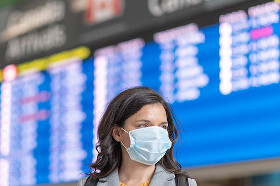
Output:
[0,0,248,68]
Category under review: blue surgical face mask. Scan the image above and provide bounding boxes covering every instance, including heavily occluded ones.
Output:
[120,126,172,165]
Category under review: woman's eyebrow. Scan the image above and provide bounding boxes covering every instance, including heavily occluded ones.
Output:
[134,119,151,123]
[134,120,168,124]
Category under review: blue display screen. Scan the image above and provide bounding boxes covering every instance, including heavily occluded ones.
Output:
[0,1,279,185]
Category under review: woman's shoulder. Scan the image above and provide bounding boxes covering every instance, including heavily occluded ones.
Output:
[187,178,197,186]
[174,172,197,186]
[77,175,197,186]
[77,177,88,186]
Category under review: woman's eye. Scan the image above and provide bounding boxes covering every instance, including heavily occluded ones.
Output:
[139,124,148,127]
[162,125,168,130]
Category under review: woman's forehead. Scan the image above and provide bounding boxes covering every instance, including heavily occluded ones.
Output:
[126,103,167,122]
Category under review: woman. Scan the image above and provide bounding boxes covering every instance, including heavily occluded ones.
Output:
[78,87,197,186]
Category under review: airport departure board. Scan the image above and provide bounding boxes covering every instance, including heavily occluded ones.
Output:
[0,1,280,185]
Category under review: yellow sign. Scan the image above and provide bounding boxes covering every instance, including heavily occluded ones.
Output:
[0,46,90,82]
[0,69,2,82]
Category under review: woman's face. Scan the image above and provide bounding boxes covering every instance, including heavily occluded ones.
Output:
[119,103,168,149]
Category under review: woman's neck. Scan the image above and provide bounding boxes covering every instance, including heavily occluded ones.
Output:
[118,156,156,185]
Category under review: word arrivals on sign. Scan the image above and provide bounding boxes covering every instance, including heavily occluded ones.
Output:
[5,25,66,61]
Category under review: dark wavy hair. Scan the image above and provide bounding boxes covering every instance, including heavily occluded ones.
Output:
[86,86,188,179]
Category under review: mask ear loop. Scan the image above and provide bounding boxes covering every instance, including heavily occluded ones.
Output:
[121,127,129,133]
[120,127,129,149]
[120,141,128,149]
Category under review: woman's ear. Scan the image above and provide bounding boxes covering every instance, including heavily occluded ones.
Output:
[112,125,122,142]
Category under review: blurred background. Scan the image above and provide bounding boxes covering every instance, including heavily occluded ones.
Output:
[0,0,280,185]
